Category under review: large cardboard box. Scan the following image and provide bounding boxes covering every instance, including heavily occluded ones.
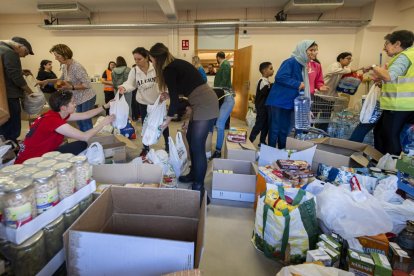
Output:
[64,187,206,276]
[223,137,256,162]
[212,159,257,202]
[311,138,383,171]
[88,134,127,162]
[0,56,9,126]
[92,163,163,185]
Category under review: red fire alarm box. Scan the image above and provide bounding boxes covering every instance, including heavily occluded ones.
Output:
[182,40,189,50]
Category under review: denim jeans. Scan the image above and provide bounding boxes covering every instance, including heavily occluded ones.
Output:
[214,95,235,151]
[349,123,375,143]
[268,106,293,149]
[76,96,96,131]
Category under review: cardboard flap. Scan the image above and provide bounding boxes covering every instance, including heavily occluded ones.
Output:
[106,213,198,242]
[312,137,365,151]
[351,152,369,167]
[195,194,206,268]
[93,163,162,184]
[212,159,254,174]
[111,186,200,218]
[88,135,125,148]
[362,145,383,162]
[115,134,138,149]
[258,141,316,166]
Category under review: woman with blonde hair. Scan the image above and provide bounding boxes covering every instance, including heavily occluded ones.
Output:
[149,43,219,203]
[192,56,207,83]
[37,44,96,131]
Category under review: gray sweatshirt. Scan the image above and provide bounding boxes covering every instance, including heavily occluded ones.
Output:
[0,42,27,98]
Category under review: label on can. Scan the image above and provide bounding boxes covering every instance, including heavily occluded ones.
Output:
[36,187,59,213]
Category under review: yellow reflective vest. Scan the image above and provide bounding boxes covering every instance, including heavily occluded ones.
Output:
[381,47,414,111]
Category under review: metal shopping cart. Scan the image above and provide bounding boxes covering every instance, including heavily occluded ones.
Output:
[311,93,349,125]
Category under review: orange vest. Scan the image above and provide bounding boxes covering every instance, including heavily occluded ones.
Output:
[104,69,114,92]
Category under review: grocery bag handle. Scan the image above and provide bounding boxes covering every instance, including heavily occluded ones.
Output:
[277,186,305,206]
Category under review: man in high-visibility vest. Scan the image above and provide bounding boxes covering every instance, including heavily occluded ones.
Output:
[101,61,116,115]
[364,30,414,155]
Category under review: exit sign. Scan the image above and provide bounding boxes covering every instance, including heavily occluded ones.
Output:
[182,40,189,50]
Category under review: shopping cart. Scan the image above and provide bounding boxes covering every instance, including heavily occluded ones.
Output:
[311,93,349,124]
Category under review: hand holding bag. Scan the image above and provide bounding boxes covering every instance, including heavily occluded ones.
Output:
[110,92,129,129]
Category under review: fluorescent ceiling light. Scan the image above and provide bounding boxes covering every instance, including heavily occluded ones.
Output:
[156,0,177,20]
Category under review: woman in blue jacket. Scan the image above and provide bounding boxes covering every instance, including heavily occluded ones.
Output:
[266,40,316,149]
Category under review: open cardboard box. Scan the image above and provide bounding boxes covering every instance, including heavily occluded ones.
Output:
[64,186,206,276]
[311,138,383,171]
[223,136,257,162]
[212,159,257,202]
[88,134,128,162]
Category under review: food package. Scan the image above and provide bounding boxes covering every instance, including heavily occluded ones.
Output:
[317,241,340,267]
[226,127,247,143]
[388,242,411,272]
[370,253,392,276]
[319,234,342,252]
[276,159,310,170]
[347,249,375,276]
[306,249,332,267]
[358,234,389,255]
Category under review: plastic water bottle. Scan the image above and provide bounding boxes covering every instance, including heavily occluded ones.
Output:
[294,91,311,130]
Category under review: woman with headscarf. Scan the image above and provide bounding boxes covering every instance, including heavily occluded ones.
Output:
[266,40,315,149]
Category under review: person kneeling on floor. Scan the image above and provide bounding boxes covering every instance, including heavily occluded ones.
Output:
[15,90,114,164]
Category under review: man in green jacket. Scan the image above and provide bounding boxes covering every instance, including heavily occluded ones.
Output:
[214,51,232,88]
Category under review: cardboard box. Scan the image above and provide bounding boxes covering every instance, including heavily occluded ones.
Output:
[371,253,392,276]
[319,234,342,252]
[212,159,257,202]
[92,163,163,185]
[358,234,389,255]
[317,241,340,267]
[224,137,256,162]
[348,249,375,276]
[311,138,383,171]
[0,56,10,126]
[64,187,206,276]
[388,242,411,272]
[258,138,316,167]
[88,135,127,162]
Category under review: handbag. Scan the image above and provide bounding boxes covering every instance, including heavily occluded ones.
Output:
[360,85,382,124]
[252,184,318,264]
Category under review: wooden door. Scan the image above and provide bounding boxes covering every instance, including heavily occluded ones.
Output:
[232,45,252,120]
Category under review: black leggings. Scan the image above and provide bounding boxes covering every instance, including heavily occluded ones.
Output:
[187,118,215,187]
[138,102,169,149]
[57,141,88,155]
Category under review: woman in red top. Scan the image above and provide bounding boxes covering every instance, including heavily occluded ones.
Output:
[15,90,114,164]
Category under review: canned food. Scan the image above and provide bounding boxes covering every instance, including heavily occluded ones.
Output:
[32,170,59,214]
[52,162,75,200]
[69,156,91,190]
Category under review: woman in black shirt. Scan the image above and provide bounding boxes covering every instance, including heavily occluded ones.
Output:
[36,59,57,101]
[149,43,219,203]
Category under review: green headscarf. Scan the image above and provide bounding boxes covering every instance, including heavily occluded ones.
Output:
[291,39,315,98]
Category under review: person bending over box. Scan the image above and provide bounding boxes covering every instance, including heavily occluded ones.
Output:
[15,90,114,164]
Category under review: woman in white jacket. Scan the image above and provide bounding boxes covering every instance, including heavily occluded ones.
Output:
[119,47,169,155]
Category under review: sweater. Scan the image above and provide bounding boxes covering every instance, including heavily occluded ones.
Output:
[266,57,303,110]
[323,62,352,97]
[214,60,232,88]
[255,77,271,109]
[111,66,131,92]
[121,63,158,105]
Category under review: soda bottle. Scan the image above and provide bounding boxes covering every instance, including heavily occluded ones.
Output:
[294,91,311,130]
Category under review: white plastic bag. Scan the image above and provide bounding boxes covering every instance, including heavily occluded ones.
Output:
[147,149,177,188]
[245,107,256,128]
[22,76,46,115]
[376,153,397,171]
[382,200,414,234]
[316,183,393,239]
[360,85,380,124]
[110,92,129,129]
[94,116,114,134]
[142,96,167,146]
[168,133,189,177]
[85,142,105,165]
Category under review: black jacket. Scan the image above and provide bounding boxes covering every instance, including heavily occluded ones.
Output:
[0,42,27,98]
[255,78,271,109]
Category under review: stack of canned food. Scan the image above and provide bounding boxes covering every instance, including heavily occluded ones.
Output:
[0,152,95,275]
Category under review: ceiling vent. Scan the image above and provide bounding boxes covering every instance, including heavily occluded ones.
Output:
[283,0,344,14]
[37,2,91,19]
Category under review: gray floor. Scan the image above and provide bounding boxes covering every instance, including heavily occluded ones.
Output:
[19,115,283,275]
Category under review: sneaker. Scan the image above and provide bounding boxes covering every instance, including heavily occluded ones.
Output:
[179,173,194,183]
[211,150,221,159]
